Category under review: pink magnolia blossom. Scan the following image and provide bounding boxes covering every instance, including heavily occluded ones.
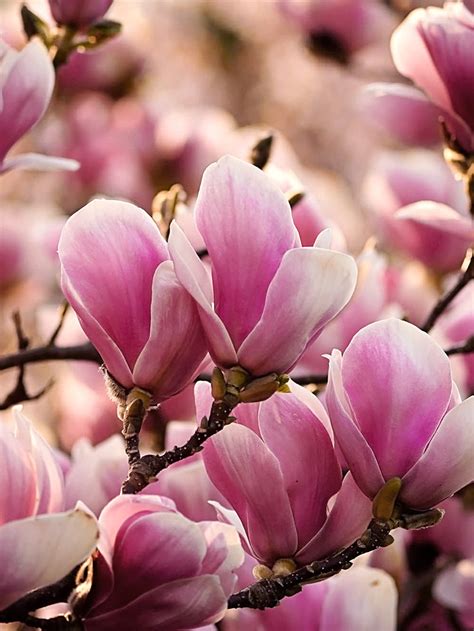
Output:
[169,155,357,377]
[203,390,371,567]
[436,284,474,395]
[64,436,127,516]
[391,2,474,153]
[58,199,208,401]
[433,560,474,629]
[278,0,392,63]
[360,83,442,147]
[49,0,113,27]
[326,318,474,509]
[0,39,78,174]
[0,410,99,611]
[84,495,244,630]
[363,150,472,273]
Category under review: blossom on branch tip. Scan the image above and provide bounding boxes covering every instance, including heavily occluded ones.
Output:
[326,318,474,510]
[0,409,99,611]
[58,199,208,402]
[83,495,244,630]
[49,0,113,28]
[391,2,474,153]
[203,389,371,568]
[169,155,357,377]
[0,39,78,174]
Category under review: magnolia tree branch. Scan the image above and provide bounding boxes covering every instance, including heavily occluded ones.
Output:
[228,509,443,610]
[121,396,238,494]
[445,335,474,357]
[421,250,474,333]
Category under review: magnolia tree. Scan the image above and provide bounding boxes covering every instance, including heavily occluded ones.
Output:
[0,0,473,629]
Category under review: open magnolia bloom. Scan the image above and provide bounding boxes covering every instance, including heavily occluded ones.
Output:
[326,318,474,509]
[83,495,244,631]
[391,2,474,153]
[0,39,78,174]
[0,410,99,611]
[48,0,113,27]
[58,199,208,401]
[169,155,357,377]
[203,389,372,568]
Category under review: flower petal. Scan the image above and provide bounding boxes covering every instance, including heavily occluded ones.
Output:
[133,261,207,400]
[238,247,357,375]
[259,392,341,548]
[0,504,99,610]
[325,350,385,498]
[296,473,372,564]
[341,319,452,479]
[320,566,398,631]
[0,41,54,163]
[195,155,299,348]
[203,423,298,564]
[401,396,474,509]
[168,221,237,367]
[0,153,79,173]
[86,575,227,631]
[111,512,207,604]
[59,199,169,385]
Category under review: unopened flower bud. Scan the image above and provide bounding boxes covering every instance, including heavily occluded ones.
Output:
[272,558,297,577]
[252,564,274,580]
[211,367,226,400]
[239,373,281,403]
[226,366,250,389]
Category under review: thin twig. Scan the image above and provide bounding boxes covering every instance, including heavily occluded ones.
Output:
[445,335,474,356]
[421,251,474,333]
[0,342,101,371]
[228,509,443,610]
[121,396,237,494]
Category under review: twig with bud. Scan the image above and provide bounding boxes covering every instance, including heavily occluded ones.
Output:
[121,366,289,494]
[228,478,444,610]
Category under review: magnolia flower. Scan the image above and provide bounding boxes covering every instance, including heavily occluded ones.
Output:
[0,410,99,611]
[203,389,371,568]
[277,0,392,64]
[84,495,244,630]
[58,199,208,401]
[363,150,472,273]
[169,155,357,377]
[326,318,474,509]
[49,0,113,27]
[0,40,78,174]
[391,2,474,153]
[433,560,474,629]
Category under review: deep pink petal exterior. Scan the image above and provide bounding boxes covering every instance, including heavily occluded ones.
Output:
[194,155,299,349]
[203,423,298,564]
[258,392,341,548]
[0,41,54,163]
[49,0,113,26]
[326,349,385,498]
[133,261,207,400]
[59,199,169,387]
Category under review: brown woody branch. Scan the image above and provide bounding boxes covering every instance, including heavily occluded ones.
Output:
[228,509,443,610]
[421,250,474,333]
